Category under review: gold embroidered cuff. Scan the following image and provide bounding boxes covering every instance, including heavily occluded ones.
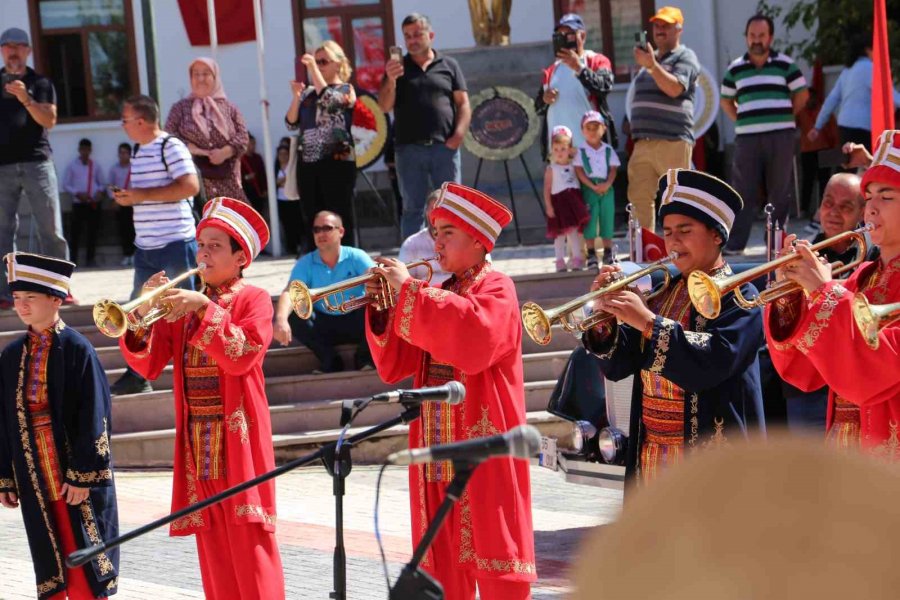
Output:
[65,467,113,487]
[0,477,15,491]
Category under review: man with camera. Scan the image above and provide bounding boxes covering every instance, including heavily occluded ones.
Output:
[0,27,70,309]
[535,13,615,158]
[627,6,700,232]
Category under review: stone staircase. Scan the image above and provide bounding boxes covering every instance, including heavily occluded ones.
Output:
[0,270,594,466]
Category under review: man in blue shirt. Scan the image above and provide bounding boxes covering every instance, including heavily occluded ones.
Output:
[274,211,376,372]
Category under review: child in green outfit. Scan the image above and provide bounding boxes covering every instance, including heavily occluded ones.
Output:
[574,110,620,267]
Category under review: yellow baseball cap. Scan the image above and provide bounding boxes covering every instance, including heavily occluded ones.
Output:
[650,6,684,26]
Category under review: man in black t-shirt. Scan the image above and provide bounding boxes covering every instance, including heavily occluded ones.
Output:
[0,27,69,308]
[378,13,471,238]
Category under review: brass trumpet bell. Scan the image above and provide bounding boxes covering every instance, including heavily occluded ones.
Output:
[289,257,437,319]
[852,295,900,350]
[93,264,206,338]
[521,253,679,346]
[688,225,872,319]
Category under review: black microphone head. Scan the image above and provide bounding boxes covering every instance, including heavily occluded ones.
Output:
[445,381,466,405]
[505,424,542,459]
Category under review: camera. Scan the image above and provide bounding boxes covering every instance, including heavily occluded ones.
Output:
[634,30,648,50]
[389,46,403,61]
[552,31,578,54]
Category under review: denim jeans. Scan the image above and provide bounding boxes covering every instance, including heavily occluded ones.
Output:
[0,160,69,299]
[131,238,199,300]
[395,143,461,239]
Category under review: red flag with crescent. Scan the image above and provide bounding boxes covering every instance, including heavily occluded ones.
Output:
[641,228,666,261]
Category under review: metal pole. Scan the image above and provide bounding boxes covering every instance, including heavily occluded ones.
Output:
[253,0,282,256]
[207,0,218,60]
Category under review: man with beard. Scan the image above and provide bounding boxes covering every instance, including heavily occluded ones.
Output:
[720,14,809,255]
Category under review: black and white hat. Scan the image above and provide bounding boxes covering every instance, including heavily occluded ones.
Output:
[657,169,744,243]
[6,253,75,299]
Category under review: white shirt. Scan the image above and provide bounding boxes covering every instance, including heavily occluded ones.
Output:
[549,162,580,194]
[107,162,131,191]
[398,228,492,287]
[546,57,592,150]
[574,142,620,181]
[63,158,104,202]
[130,134,197,250]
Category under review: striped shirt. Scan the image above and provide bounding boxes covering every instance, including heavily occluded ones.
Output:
[630,44,700,143]
[721,52,807,136]
[130,134,197,250]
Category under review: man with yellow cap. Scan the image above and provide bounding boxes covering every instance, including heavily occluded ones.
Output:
[0,252,119,599]
[365,183,535,600]
[119,197,285,599]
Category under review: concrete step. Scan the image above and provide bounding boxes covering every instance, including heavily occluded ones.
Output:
[110,353,567,434]
[111,406,567,468]
[0,323,111,350]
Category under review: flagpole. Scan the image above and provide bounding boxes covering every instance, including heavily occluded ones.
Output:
[207,0,218,60]
[253,0,282,256]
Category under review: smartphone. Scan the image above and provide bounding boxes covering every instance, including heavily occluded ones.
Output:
[1,72,22,99]
[634,31,648,50]
[108,185,122,194]
[389,45,403,61]
[294,56,307,83]
[818,147,849,169]
[552,31,577,55]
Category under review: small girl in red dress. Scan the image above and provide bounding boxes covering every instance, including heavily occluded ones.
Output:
[544,125,590,271]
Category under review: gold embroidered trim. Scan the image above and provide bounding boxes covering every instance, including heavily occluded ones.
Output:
[795,285,847,355]
[14,348,65,595]
[397,280,423,343]
[235,503,277,526]
[66,467,112,484]
[684,330,712,349]
[0,477,15,490]
[95,417,110,458]
[79,502,115,575]
[703,417,728,449]
[198,304,226,347]
[872,420,900,462]
[458,488,535,573]
[466,405,500,439]
[423,286,451,301]
[649,317,674,373]
[107,577,118,591]
[223,323,263,359]
[171,451,204,531]
[227,404,250,444]
[689,394,699,448]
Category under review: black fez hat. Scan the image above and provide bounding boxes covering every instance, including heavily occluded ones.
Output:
[6,252,75,299]
[657,169,744,244]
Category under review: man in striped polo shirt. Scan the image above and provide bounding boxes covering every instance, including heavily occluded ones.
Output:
[721,14,808,254]
[110,94,200,395]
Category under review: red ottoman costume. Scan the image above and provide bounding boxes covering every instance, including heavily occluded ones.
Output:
[366,184,536,600]
[119,198,285,599]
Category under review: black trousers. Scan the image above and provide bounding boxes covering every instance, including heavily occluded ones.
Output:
[69,202,102,263]
[799,151,832,215]
[116,205,135,256]
[288,308,372,372]
[277,200,307,257]
[298,159,357,248]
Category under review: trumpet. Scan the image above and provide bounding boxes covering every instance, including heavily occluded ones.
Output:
[687,225,872,319]
[521,253,679,346]
[289,257,437,319]
[852,295,900,350]
[93,264,206,338]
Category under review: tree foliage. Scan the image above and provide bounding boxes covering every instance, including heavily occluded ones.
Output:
[757,0,900,81]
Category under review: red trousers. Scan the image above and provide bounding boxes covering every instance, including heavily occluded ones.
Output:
[48,499,97,600]
[421,482,532,600]
[195,479,285,600]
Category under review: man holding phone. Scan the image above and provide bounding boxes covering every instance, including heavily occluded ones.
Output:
[535,13,615,157]
[0,27,69,310]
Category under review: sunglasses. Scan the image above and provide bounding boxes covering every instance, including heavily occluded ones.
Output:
[312,225,338,233]
[315,58,332,66]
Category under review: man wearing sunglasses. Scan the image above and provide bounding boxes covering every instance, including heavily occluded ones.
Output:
[273,211,376,373]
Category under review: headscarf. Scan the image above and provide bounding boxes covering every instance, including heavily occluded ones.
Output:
[188,57,234,140]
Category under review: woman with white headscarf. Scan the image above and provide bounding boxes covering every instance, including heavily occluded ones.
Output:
[166,57,250,203]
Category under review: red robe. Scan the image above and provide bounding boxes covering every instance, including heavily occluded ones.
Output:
[365,261,536,589]
[765,254,900,456]
[119,279,278,532]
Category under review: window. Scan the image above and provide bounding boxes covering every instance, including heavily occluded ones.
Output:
[555,0,655,82]
[293,0,395,94]
[28,0,139,121]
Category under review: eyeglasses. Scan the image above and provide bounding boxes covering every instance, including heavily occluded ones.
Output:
[315,58,332,66]
[312,225,338,233]
[121,116,140,125]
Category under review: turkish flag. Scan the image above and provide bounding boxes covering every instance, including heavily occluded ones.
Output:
[641,228,666,262]
[177,0,258,46]
[871,0,895,149]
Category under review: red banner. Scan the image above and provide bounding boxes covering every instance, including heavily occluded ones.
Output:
[871,0,895,148]
[177,0,258,46]
[641,228,666,262]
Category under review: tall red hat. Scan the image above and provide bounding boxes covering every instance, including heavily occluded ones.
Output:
[196,197,270,266]
[429,183,512,252]
[861,130,900,193]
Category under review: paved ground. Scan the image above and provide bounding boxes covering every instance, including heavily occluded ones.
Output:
[0,464,622,599]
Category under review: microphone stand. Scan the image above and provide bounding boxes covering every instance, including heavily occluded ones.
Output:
[66,403,423,585]
[389,460,479,600]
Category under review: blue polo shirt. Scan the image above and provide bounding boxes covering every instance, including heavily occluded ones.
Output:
[288,246,376,315]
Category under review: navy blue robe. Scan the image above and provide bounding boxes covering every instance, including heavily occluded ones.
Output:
[583,267,766,487]
[0,323,119,599]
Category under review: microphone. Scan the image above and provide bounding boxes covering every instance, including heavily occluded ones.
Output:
[387,424,541,465]
[371,381,465,406]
